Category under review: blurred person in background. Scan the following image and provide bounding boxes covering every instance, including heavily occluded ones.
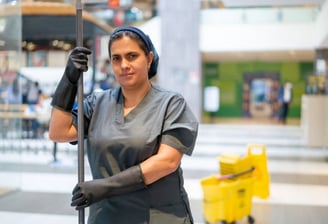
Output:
[98,59,117,90]
[6,77,21,105]
[278,80,293,124]
[49,26,198,224]
[25,81,42,138]
[27,81,42,105]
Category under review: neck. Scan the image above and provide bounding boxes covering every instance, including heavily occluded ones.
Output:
[122,81,151,108]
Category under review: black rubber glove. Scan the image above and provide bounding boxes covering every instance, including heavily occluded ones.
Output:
[71,165,146,210]
[51,47,92,112]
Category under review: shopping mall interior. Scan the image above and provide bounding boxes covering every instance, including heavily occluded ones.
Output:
[0,0,328,223]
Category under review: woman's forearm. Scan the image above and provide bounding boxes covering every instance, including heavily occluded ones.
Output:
[49,107,78,142]
[140,144,183,185]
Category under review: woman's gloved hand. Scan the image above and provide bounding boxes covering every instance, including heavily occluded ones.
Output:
[64,47,92,83]
[71,165,146,210]
[51,47,91,112]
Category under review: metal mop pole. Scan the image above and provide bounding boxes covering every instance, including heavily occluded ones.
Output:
[76,0,85,223]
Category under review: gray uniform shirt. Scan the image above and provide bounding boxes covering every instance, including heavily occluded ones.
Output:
[72,84,198,224]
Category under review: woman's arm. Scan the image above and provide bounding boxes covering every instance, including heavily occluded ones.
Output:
[48,107,78,142]
[140,143,183,185]
[49,47,91,143]
[70,144,185,209]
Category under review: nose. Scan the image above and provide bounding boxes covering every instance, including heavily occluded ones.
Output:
[120,58,130,70]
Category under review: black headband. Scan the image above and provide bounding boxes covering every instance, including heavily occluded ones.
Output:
[111,26,159,79]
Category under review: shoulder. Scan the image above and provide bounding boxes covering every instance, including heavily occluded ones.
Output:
[87,87,119,100]
[84,87,120,107]
[150,84,191,115]
[151,83,185,102]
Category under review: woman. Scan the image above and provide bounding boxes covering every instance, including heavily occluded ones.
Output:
[49,26,198,224]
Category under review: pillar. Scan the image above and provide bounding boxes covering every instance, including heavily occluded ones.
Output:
[158,0,201,120]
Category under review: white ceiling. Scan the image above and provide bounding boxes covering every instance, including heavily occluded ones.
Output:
[202,0,327,61]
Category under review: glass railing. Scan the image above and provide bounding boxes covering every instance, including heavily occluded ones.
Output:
[201,7,319,25]
[0,0,22,192]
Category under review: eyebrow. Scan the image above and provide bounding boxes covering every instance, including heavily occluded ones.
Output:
[111,51,140,56]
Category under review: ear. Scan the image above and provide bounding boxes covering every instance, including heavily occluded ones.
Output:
[148,51,154,68]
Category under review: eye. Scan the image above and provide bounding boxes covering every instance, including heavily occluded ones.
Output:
[111,55,120,63]
[127,53,137,61]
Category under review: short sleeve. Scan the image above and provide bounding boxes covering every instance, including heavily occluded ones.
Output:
[161,95,198,156]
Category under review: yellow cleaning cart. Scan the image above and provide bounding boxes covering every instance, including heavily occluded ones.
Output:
[200,144,270,224]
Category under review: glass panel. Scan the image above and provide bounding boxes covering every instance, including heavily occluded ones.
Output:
[201,7,319,25]
[0,0,22,194]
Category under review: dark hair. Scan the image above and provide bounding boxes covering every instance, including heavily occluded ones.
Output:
[108,26,159,79]
[109,31,149,58]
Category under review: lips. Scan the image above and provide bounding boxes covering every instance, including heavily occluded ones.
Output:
[120,72,134,79]
[121,73,132,76]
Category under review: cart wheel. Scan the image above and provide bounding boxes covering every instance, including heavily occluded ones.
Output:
[248,215,255,224]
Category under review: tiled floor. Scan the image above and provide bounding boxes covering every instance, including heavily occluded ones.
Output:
[0,122,328,224]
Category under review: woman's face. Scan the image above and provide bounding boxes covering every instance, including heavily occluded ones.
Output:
[110,36,153,90]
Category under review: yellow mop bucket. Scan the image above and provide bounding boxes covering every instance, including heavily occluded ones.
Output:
[200,169,254,223]
[218,152,253,178]
[247,144,270,199]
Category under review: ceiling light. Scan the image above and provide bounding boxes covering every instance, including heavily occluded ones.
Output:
[26,42,36,51]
